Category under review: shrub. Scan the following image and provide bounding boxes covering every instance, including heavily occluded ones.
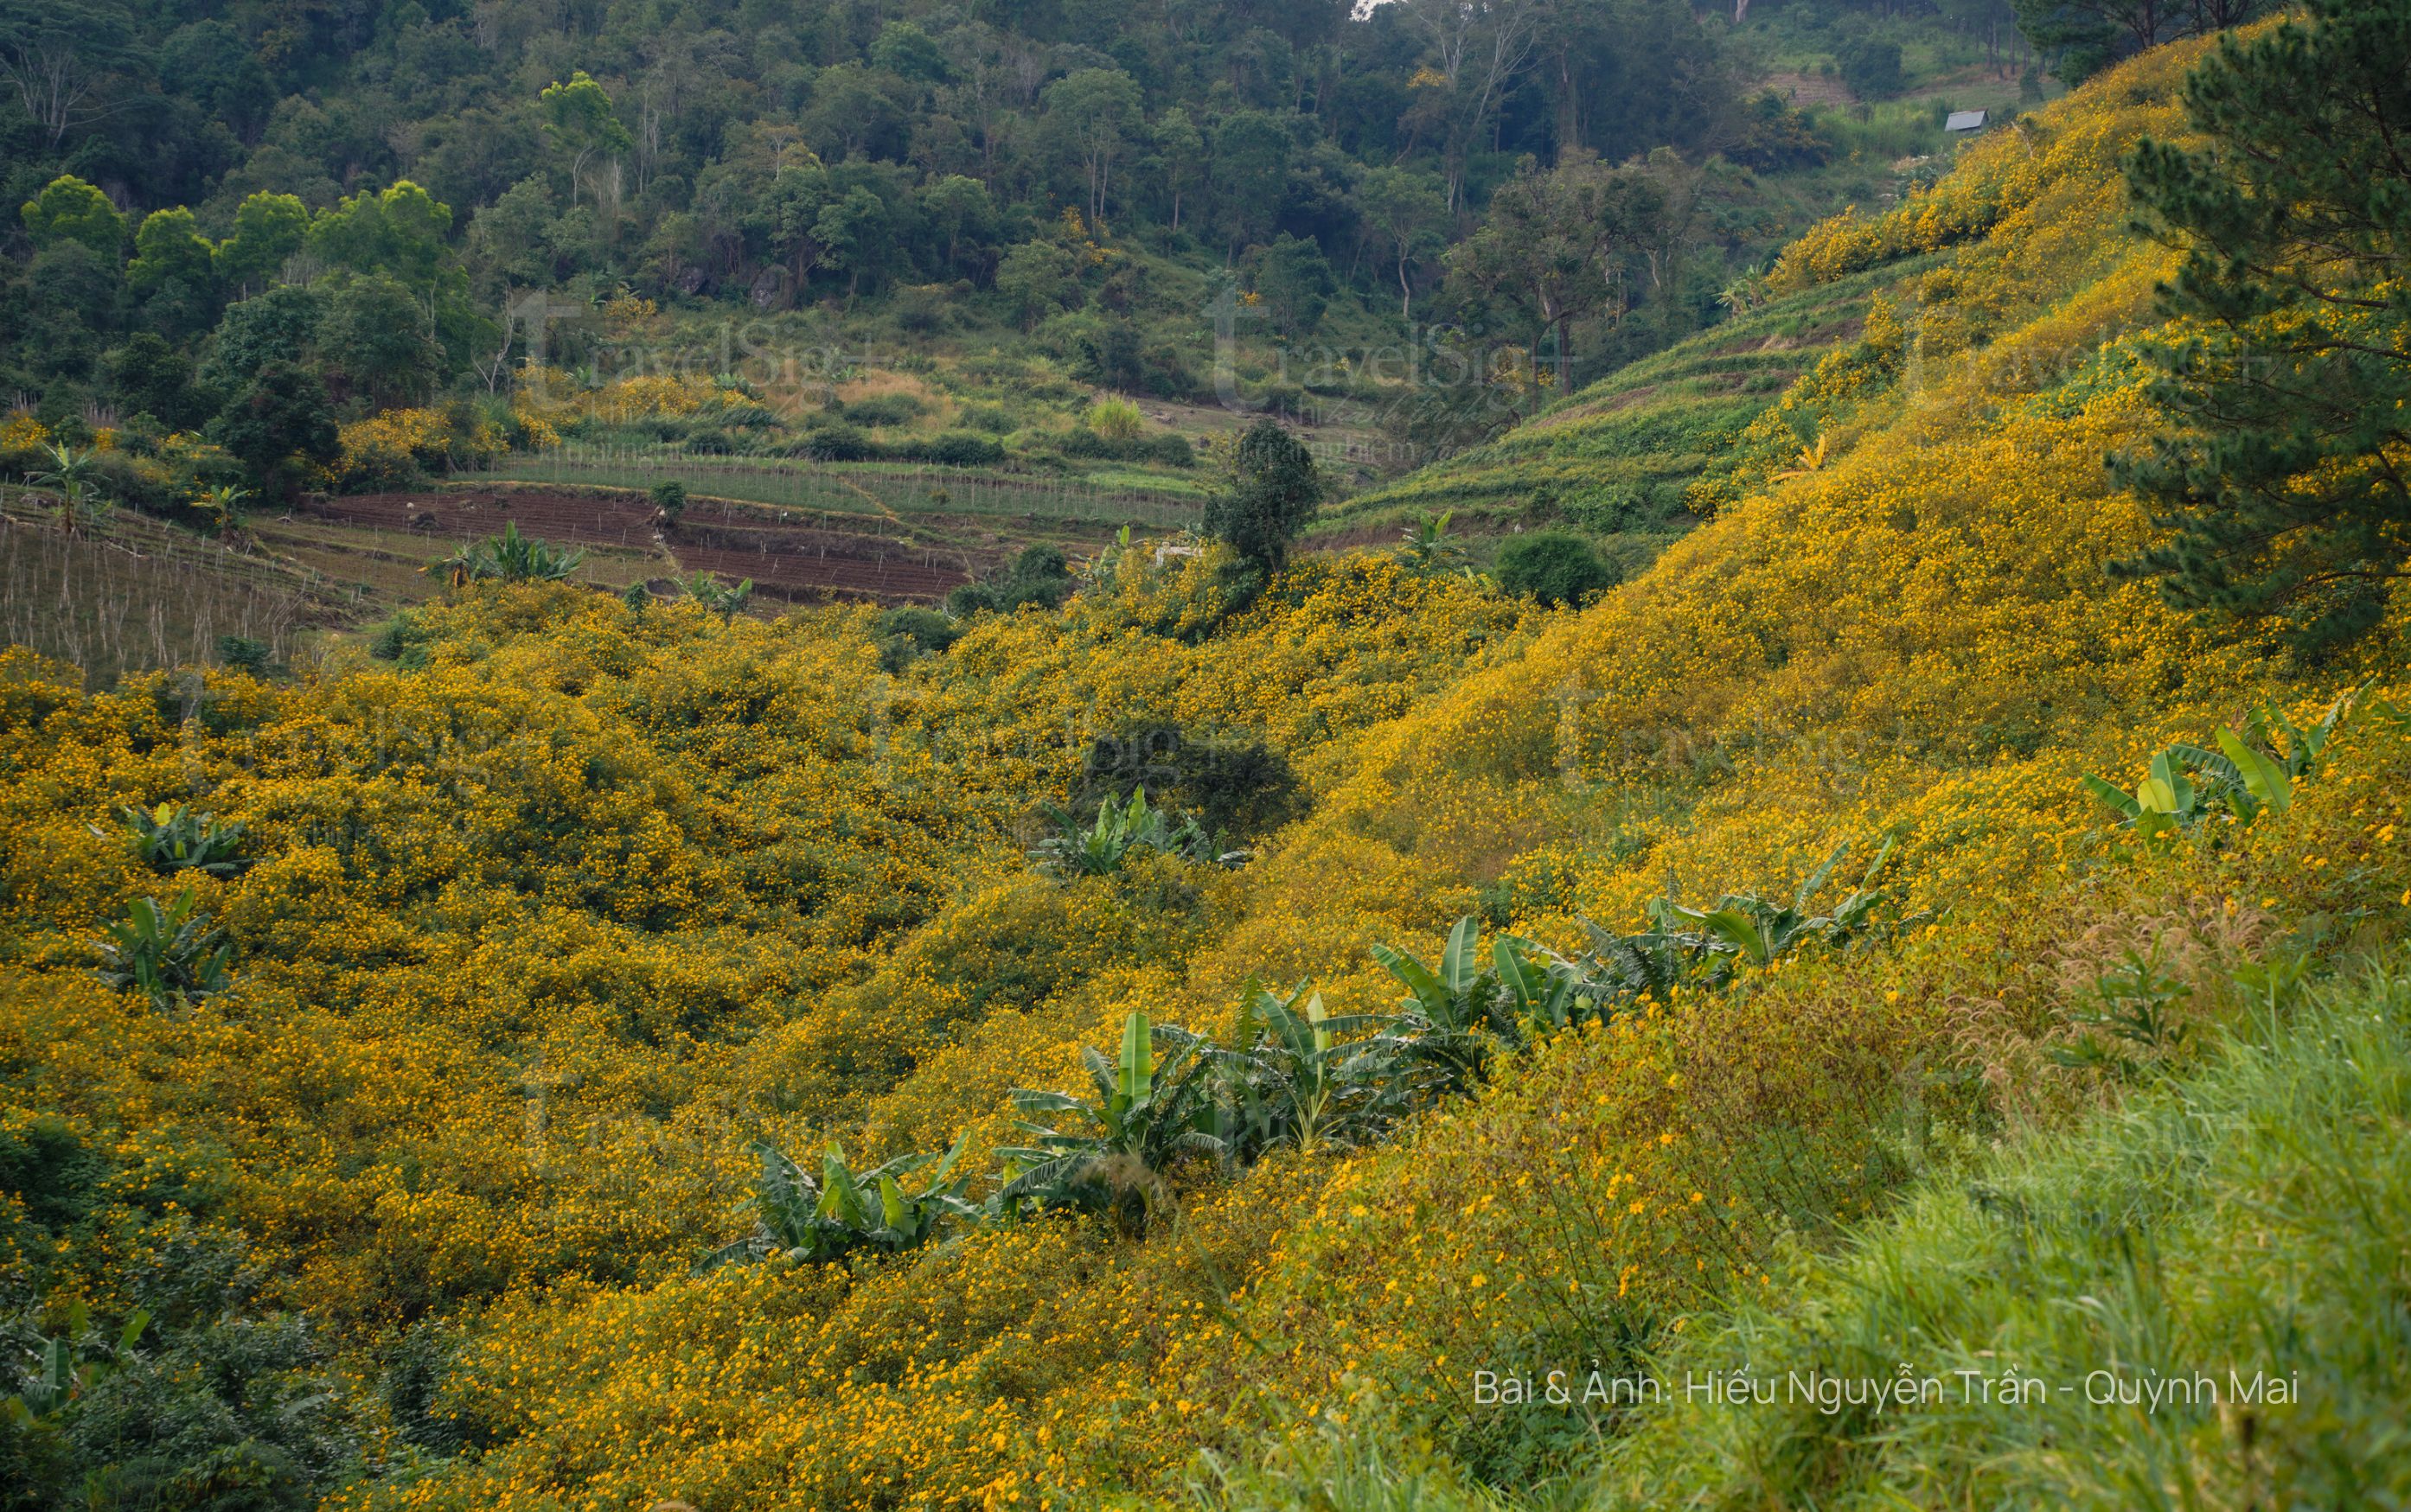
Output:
[649,480,686,520]
[875,605,962,672]
[841,393,926,429]
[1493,530,1616,607]
[794,420,879,461]
[948,543,1077,616]
[892,431,1005,467]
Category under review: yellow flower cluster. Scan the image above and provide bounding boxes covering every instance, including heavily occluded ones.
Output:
[515,370,751,430]
[336,407,506,491]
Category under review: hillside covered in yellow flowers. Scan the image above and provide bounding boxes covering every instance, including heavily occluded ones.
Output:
[7,22,2411,1512]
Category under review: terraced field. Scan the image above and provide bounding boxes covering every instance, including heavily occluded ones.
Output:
[294,487,979,603]
[1318,261,1924,565]
[2,502,352,686]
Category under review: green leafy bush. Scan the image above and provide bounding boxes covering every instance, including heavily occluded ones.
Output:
[1493,530,1617,607]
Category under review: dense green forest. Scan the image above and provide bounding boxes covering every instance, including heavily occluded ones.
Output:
[0,0,2190,484]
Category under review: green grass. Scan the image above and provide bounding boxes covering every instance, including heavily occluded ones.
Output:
[1199,953,2411,1510]
[1589,952,2411,1509]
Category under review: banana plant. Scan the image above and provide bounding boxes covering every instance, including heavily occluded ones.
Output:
[189,483,252,537]
[695,1131,981,1272]
[425,521,586,585]
[1397,511,1467,573]
[1027,786,1237,878]
[996,1011,1226,1223]
[93,889,232,1011]
[2083,692,2356,837]
[1645,835,1915,976]
[97,802,253,878]
[2,1302,149,1427]
[1365,916,1535,1096]
[682,571,753,618]
[1215,981,1394,1158]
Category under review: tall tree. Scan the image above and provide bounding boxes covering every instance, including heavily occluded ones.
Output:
[1444,153,1665,408]
[126,208,216,299]
[2113,0,2411,654]
[214,193,310,295]
[19,175,124,257]
[1354,166,1447,318]
[1043,68,1143,230]
[1205,418,1323,573]
[2012,0,2267,85]
[0,0,139,148]
[1397,0,1543,212]
[538,70,634,207]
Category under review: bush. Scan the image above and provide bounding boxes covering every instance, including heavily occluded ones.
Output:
[892,431,1006,467]
[649,481,687,520]
[843,393,926,429]
[793,420,879,462]
[875,605,962,673]
[947,544,1076,617]
[1493,531,1617,608]
[1838,37,1905,100]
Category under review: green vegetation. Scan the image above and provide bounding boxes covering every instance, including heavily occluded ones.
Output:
[427,521,586,585]
[698,1136,982,1271]
[103,803,253,880]
[1492,531,1616,608]
[92,890,232,1012]
[1589,953,2411,1509]
[1198,953,2411,1509]
[2114,0,2411,654]
[1205,418,1325,574]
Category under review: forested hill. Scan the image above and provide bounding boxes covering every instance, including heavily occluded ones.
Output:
[7,0,1739,336]
[1,0,2155,454]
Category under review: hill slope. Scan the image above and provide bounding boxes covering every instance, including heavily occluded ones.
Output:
[1,26,2406,1512]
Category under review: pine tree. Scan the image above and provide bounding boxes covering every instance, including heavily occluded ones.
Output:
[2114,0,2411,656]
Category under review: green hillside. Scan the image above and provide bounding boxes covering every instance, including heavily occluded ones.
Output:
[1318,258,1919,566]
